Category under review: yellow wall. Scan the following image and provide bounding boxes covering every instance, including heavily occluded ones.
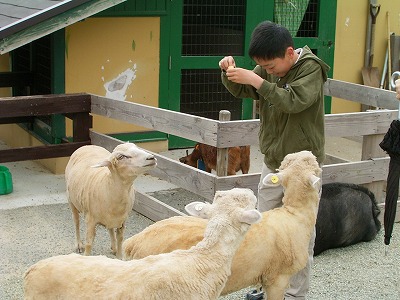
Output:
[0,53,11,97]
[332,0,400,113]
[65,17,160,134]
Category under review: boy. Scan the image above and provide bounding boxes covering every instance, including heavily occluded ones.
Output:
[219,21,330,299]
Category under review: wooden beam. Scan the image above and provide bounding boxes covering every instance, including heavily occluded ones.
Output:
[133,190,186,222]
[321,157,389,185]
[91,95,219,147]
[324,110,397,137]
[216,110,230,176]
[324,78,398,109]
[0,93,91,118]
[216,110,396,147]
[0,141,90,163]
[65,112,92,142]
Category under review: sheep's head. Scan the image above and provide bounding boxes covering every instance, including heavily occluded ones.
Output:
[262,151,321,207]
[91,143,157,178]
[185,188,262,225]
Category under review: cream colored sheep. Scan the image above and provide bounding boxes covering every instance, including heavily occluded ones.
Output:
[23,188,262,300]
[123,150,321,300]
[65,142,156,259]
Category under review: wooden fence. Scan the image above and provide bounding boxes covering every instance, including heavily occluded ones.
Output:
[89,78,399,222]
[0,79,398,223]
[0,93,92,163]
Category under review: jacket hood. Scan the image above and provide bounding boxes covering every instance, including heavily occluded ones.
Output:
[297,46,330,81]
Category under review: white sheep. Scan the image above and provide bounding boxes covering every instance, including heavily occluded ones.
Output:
[23,188,262,300]
[65,142,156,259]
[122,150,321,300]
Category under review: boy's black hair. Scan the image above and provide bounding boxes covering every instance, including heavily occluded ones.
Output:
[248,21,294,60]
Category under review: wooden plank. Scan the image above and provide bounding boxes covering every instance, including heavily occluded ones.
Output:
[148,154,217,201]
[214,158,390,200]
[91,95,219,146]
[215,110,397,147]
[324,79,398,110]
[65,112,92,142]
[133,190,186,222]
[91,94,397,148]
[217,119,260,147]
[0,141,90,163]
[89,130,122,152]
[325,110,396,137]
[0,93,91,118]
[321,158,389,185]
[215,173,260,197]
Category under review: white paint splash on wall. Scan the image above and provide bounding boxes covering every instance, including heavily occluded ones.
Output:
[345,17,350,27]
[104,64,137,101]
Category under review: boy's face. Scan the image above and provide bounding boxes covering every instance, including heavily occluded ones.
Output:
[254,47,296,78]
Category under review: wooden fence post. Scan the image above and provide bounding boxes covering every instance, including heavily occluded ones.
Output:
[216,110,230,176]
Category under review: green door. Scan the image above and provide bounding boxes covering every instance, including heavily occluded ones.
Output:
[160,0,336,149]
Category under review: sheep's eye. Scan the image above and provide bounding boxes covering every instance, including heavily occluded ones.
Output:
[116,154,129,160]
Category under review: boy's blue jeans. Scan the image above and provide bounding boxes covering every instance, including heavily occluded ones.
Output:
[258,163,320,300]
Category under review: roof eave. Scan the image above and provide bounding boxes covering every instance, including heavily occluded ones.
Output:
[0,0,127,55]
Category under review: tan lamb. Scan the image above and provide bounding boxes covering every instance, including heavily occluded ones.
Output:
[65,142,157,259]
[123,150,321,300]
[23,188,262,300]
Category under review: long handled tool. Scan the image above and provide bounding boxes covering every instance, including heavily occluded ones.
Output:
[361,2,381,88]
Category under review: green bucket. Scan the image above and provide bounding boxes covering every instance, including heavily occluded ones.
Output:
[0,166,13,195]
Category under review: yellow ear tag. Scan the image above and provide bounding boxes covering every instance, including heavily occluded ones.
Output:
[271,175,279,184]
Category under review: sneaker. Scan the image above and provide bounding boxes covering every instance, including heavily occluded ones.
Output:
[246,289,264,300]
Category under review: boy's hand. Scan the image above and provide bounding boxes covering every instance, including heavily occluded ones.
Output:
[219,56,235,71]
[226,67,264,89]
[396,79,400,100]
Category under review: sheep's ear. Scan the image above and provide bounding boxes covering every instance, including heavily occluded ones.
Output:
[91,160,112,168]
[310,174,320,189]
[262,172,283,187]
[239,209,262,224]
[185,201,212,219]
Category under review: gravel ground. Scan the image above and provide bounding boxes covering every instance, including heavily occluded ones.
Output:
[1,139,399,299]
[1,189,399,300]
[152,189,400,300]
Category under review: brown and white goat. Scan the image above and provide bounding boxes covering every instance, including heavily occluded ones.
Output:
[179,143,250,175]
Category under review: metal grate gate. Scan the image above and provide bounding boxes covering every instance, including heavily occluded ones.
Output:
[274,0,318,38]
[180,0,246,120]
[179,0,320,121]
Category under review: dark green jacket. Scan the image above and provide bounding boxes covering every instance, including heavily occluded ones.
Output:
[222,46,330,169]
